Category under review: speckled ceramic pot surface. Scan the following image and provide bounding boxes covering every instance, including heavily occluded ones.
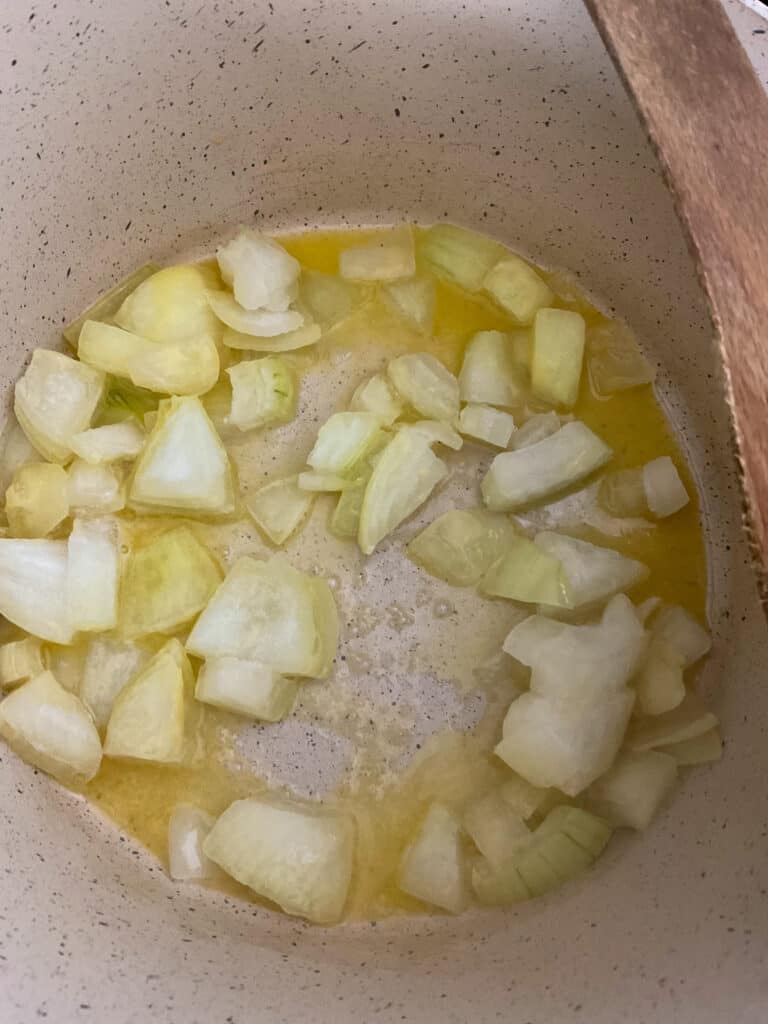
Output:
[1,1,767,1022]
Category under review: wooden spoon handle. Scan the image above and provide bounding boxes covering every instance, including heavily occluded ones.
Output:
[585,0,768,597]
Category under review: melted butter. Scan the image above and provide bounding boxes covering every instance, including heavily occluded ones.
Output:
[82,226,707,920]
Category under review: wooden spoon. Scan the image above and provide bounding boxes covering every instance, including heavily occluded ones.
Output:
[585,0,768,600]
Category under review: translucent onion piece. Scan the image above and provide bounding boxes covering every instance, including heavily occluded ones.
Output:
[80,637,151,730]
[217,231,300,313]
[651,605,711,668]
[62,263,160,348]
[195,656,297,721]
[481,536,571,607]
[5,463,69,538]
[67,517,120,632]
[339,227,415,282]
[642,456,689,518]
[587,750,677,830]
[0,539,73,643]
[458,331,525,408]
[588,320,656,396]
[531,307,586,408]
[329,475,370,541]
[534,531,649,609]
[222,322,322,353]
[483,255,554,325]
[458,404,515,448]
[481,421,612,510]
[407,508,517,587]
[70,421,145,464]
[226,356,297,432]
[633,640,686,717]
[115,263,222,341]
[463,790,530,866]
[120,526,222,638]
[511,411,561,450]
[0,419,41,495]
[418,223,506,292]
[626,693,718,753]
[15,349,105,463]
[307,411,383,475]
[499,774,549,821]
[0,670,102,783]
[383,277,436,333]
[246,476,314,546]
[349,373,403,426]
[168,804,217,882]
[397,420,463,451]
[203,796,355,924]
[397,803,469,914]
[297,471,356,492]
[663,727,722,766]
[208,291,304,337]
[98,378,159,427]
[300,269,365,329]
[67,459,126,515]
[45,639,88,694]
[598,467,648,518]
[387,353,460,425]
[0,637,46,689]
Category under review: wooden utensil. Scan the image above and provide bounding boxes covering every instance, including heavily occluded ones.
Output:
[585,0,768,600]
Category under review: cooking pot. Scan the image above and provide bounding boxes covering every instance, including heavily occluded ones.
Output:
[1,1,767,1021]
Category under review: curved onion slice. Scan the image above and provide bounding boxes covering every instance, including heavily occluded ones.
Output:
[226,357,296,431]
[67,518,120,632]
[407,508,516,587]
[217,231,300,312]
[0,539,73,644]
[115,263,222,341]
[387,353,460,425]
[5,463,69,538]
[208,291,304,337]
[222,322,321,353]
[397,803,469,914]
[195,656,297,721]
[168,804,217,882]
[246,476,314,546]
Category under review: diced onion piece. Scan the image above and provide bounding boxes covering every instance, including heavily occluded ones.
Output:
[329,475,370,541]
[499,774,549,820]
[70,421,145,464]
[458,331,526,408]
[407,508,516,587]
[307,412,383,475]
[222,323,321,353]
[0,539,73,643]
[5,463,69,538]
[0,419,41,494]
[115,263,222,341]
[511,411,561,450]
[496,688,635,796]
[652,605,711,668]
[399,420,463,451]
[66,517,120,632]
[531,308,586,408]
[598,467,648,518]
[0,670,102,783]
[481,536,571,607]
[588,320,656,396]
[587,750,677,830]
[297,471,355,492]
[510,328,534,370]
[508,837,589,899]
[483,255,554,324]
[539,804,613,857]
[186,556,338,678]
[208,291,304,338]
[246,476,314,546]
[63,263,160,348]
[387,353,460,425]
[358,430,448,555]
[104,641,189,764]
[78,321,220,397]
[418,223,506,291]
[458,404,515,448]
[643,456,689,518]
[502,614,566,665]
[226,357,296,432]
[349,374,404,426]
[217,231,300,313]
[626,693,718,752]
[15,350,105,463]
[533,531,648,608]
[120,526,222,638]
[99,378,159,426]
[471,855,531,906]
[339,227,415,282]
[634,640,686,716]
[168,804,217,882]
[481,421,612,510]
[663,727,722,766]
[397,803,469,914]
[383,277,436,333]
[300,270,365,329]
[129,397,234,516]
[203,796,355,924]
[80,637,151,730]
[0,638,46,689]
[45,639,88,694]
[195,656,297,721]
[67,459,126,514]
[635,596,662,623]
[463,790,530,866]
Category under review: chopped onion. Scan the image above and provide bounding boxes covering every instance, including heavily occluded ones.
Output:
[67,518,120,632]
[418,223,506,292]
[642,456,689,518]
[349,373,403,426]
[80,637,151,730]
[246,476,314,546]
[481,536,571,607]
[458,330,525,408]
[663,727,722,766]
[398,420,463,451]
[0,670,102,782]
[533,531,649,609]
[587,750,677,830]
[651,605,711,667]
[635,596,662,623]
[0,637,46,689]
[339,227,415,282]
[216,231,300,313]
[226,356,296,432]
[598,467,648,518]
[387,353,460,425]
[300,269,365,329]
[483,255,554,325]
[222,322,321,353]
[0,539,73,644]
[99,378,159,426]
[67,459,126,514]
[329,474,370,541]
[45,640,88,694]
[458,404,515,448]
[297,471,356,492]
[531,308,586,408]
[208,291,305,337]
[62,263,160,348]
[168,804,217,882]
[498,774,548,820]
[70,421,145,464]
[358,429,448,555]
[195,656,297,721]
[588,320,656,396]
[5,463,69,538]
[0,419,41,494]
[120,526,222,638]
[463,790,530,866]
[186,555,338,678]
[633,641,686,716]
[626,693,718,752]
[511,411,561,451]
[203,796,355,924]
[307,411,383,475]
[115,263,223,341]
[383,277,436,333]
[15,349,105,463]
[407,508,517,586]
[397,802,469,914]
[481,420,612,510]
[129,397,235,516]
